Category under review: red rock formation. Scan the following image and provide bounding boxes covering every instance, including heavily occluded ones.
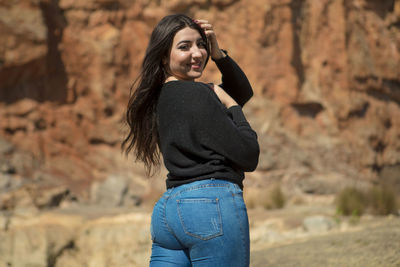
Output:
[0,0,399,204]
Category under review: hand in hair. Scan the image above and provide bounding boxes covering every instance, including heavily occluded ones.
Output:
[194,19,226,61]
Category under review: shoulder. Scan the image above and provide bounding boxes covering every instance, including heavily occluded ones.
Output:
[161,80,209,94]
[159,81,216,105]
[157,81,225,117]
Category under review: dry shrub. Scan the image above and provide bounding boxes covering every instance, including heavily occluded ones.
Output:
[244,184,286,210]
[263,184,286,209]
[336,186,398,216]
[335,187,366,216]
[367,185,398,215]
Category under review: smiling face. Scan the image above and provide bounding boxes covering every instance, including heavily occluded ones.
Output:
[164,27,208,82]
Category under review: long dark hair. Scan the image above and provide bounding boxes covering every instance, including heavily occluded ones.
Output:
[122,14,210,176]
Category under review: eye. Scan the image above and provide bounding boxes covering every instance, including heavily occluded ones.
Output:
[198,41,206,48]
[178,44,189,50]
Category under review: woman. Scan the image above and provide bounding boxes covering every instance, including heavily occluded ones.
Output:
[123,14,259,266]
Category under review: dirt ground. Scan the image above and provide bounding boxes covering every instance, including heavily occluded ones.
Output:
[250,216,400,267]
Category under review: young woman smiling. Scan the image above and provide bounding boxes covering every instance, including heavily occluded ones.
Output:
[122,14,259,267]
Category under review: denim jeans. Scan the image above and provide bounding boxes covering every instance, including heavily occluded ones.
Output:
[150,179,250,267]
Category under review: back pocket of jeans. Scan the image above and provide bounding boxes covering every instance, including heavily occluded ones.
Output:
[177,198,223,240]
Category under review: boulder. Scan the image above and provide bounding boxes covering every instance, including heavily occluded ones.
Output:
[303,215,337,233]
[90,175,128,207]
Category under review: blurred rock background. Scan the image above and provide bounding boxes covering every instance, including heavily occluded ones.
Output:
[0,0,399,266]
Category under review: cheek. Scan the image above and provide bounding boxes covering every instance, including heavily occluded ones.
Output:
[171,52,189,64]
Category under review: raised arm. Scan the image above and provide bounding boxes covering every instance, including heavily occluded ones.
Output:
[195,19,253,107]
[213,53,253,107]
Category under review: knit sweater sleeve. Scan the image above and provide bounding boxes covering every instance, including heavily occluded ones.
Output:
[158,81,259,172]
[213,54,253,107]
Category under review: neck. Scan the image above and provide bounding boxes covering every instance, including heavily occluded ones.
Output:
[165,76,178,83]
[164,76,196,83]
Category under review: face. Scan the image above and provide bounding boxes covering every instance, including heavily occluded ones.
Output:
[164,27,208,81]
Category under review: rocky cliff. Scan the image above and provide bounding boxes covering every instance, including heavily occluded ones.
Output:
[1,0,399,207]
[1,0,400,266]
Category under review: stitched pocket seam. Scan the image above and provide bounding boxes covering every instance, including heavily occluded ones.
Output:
[177,198,223,240]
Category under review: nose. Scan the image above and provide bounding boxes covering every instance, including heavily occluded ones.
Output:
[191,45,202,58]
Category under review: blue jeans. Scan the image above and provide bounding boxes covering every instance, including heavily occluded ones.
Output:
[150,179,250,267]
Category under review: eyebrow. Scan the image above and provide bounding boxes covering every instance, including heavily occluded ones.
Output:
[177,38,204,46]
[177,40,190,45]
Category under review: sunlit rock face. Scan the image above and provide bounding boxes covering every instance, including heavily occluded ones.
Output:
[0,0,399,266]
[0,0,399,203]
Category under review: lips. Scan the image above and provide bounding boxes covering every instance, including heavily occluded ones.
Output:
[190,62,202,70]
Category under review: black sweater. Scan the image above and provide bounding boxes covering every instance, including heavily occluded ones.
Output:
[157,54,259,189]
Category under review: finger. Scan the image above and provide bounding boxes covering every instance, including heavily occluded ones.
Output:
[200,23,213,30]
[194,19,209,24]
[204,30,215,38]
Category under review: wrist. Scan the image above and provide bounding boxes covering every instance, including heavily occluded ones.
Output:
[211,49,226,61]
[226,101,238,109]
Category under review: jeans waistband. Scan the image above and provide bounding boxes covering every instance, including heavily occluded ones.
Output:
[164,178,241,198]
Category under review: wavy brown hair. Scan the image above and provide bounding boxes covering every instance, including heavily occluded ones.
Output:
[122,14,210,176]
